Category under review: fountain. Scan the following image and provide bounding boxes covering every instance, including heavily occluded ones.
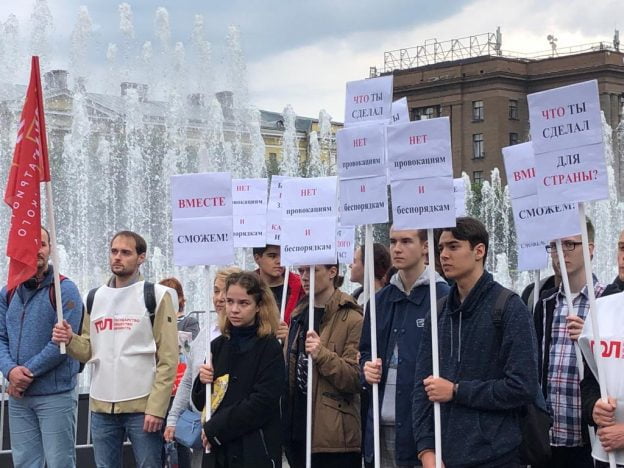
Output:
[0,0,622,310]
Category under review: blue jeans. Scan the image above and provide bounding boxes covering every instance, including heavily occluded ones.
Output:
[8,389,78,468]
[91,412,163,468]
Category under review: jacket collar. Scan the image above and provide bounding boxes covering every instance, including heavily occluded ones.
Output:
[446,271,495,317]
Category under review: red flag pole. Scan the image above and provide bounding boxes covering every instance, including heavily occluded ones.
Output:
[32,57,66,354]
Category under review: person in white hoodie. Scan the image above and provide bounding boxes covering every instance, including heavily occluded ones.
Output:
[360,228,450,467]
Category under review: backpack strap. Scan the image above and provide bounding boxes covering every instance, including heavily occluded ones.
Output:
[6,274,68,309]
[86,287,99,315]
[491,286,516,342]
[5,287,17,306]
[144,282,157,327]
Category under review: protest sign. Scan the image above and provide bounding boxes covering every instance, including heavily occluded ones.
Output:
[336,122,386,180]
[390,177,455,230]
[517,240,549,271]
[502,142,539,200]
[339,175,388,226]
[232,178,267,215]
[391,97,409,124]
[171,172,232,219]
[386,117,452,181]
[233,214,266,248]
[172,216,234,266]
[266,208,282,245]
[282,176,337,218]
[528,80,602,154]
[344,75,393,127]
[533,142,609,203]
[511,195,580,243]
[268,175,287,210]
[579,291,624,466]
[453,178,466,217]
[336,226,356,264]
[281,216,337,266]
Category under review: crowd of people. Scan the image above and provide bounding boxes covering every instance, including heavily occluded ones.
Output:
[0,219,623,468]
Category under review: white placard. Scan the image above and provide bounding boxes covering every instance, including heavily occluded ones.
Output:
[232,178,268,215]
[281,216,337,266]
[172,216,234,266]
[502,142,538,200]
[534,142,609,204]
[528,80,602,154]
[268,175,288,211]
[511,195,580,244]
[233,214,266,248]
[282,176,337,218]
[390,177,456,230]
[579,291,624,466]
[386,117,452,181]
[453,178,466,218]
[344,75,393,127]
[336,226,356,264]
[171,172,232,219]
[391,97,410,124]
[336,122,386,180]
[266,207,282,245]
[517,240,549,271]
[340,175,389,226]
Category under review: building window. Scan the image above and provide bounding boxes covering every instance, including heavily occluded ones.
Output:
[472,133,484,159]
[473,170,483,185]
[472,100,484,121]
[412,105,440,121]
[509,99,519,120]
[509,132,519,146]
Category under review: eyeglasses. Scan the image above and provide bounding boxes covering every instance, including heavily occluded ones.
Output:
[545,241,583,253]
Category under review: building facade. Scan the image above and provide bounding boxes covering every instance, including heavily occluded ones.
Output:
[383,37,624,196]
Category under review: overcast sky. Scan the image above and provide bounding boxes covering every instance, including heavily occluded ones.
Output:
[2,0,621,121]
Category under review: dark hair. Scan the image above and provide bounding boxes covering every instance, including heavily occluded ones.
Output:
[111,230,147,255]
[586,218,595,243]
[323,263,344,288]
[159,277,184,299]
[252,244,279,257]
[440,217,489,264]
[383,266,398,285]
[359,243,391,282]
[41,226,50,244]
[223,271,278,337]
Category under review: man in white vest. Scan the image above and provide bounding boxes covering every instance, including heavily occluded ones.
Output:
[53,230,178,467]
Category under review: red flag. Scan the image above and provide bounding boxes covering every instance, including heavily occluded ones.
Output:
[4,56,51,289]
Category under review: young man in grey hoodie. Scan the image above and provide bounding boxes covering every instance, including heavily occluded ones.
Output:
[360,227,449,467]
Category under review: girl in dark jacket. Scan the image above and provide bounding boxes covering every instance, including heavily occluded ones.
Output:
[192,271,285,468]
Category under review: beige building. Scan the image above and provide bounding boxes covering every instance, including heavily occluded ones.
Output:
[376,33,624,195]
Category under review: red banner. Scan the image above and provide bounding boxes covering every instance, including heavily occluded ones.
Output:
[4,56,50,289]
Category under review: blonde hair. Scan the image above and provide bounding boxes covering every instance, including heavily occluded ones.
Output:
[221,271,279,338]
[214,266,242,330]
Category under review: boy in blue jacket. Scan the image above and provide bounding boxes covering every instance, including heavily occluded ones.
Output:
[413,217,539,468]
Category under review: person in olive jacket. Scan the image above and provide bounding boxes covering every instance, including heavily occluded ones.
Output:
[192,271,285,468]
[283,264,363,468]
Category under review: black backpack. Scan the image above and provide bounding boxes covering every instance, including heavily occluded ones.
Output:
[86,281,157,327]
[438,287,552,465]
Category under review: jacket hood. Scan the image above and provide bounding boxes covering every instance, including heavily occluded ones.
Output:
[390,265,446,295]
